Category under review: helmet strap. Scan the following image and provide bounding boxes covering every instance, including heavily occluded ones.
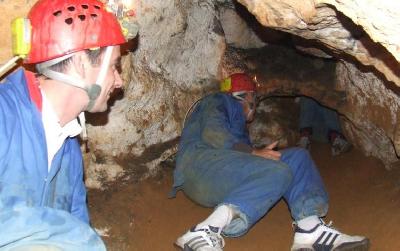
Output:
[231,91,247,101]
[85,46,113,110]
[85,84,102,110]
[232,91,256,120]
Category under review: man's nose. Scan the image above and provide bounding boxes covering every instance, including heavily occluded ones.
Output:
[114,70,123,88]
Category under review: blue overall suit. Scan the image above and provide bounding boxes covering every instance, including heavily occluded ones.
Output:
[299,97,343,141]
[0,69,105,250]
[172,93,329,237]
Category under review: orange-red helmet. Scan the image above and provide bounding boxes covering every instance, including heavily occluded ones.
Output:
[220,73,256,93]
[26,0,126,63]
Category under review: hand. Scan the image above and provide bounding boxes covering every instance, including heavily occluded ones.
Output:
[252,141,281,161]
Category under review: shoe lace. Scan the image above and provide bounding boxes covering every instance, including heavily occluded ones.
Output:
[320,219,338,231]
[208,231,225,248]
[292,219,338,231]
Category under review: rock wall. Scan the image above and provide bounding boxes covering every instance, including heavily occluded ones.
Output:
[85,0,226,188]
[237,0,400,87]
[337,61,400,167]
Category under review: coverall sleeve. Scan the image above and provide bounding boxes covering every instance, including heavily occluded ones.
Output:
[200,98,243,149]
[70,161,90,223]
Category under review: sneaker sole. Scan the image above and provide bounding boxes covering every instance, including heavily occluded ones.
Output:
[293,238,370,251]
[332,144,352,156]
[175,241,200,251]
[174,243,193,251]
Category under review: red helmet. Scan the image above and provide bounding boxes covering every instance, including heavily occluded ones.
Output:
[26,0,126,63]
[220,73,256,93]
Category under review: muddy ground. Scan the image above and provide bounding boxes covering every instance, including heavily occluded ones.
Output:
[88,142,400,251]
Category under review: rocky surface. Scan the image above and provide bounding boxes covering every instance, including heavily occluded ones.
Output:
[237,0,400,87]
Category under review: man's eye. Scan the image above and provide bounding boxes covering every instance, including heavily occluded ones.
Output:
[114,61,122,74]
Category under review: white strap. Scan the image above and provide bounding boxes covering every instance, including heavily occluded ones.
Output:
[78,112,87,140]
[96,46,113,88]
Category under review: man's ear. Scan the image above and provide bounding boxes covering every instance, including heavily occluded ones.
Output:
[70,51,87,79]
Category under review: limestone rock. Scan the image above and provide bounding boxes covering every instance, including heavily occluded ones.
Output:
[219,7,266,49]
[85,0,225,187]
[237,0,400,87]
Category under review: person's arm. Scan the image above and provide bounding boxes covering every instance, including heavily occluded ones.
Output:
[252,141,281,160]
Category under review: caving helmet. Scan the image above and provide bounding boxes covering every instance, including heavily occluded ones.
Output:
[220,73,257,94]
[221,73,257,121]
[26,0,126,63]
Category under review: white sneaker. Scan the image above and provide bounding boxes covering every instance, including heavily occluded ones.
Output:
[291,219,369,251]
[331,137,352,156]
[175,225,225,251]
[297,136,311,150]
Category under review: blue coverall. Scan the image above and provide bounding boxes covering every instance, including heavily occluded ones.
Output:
[299,97,343,141]
[0,69,105,250]
[173,93,329,237]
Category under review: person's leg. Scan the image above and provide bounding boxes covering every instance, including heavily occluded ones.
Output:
[299,97,318,131]
[320,105,342,135]
[281,147,329,220]
[176,150,293,250]
[318,105,352,155]
[182,150,292,235]
[297,97,318,149]
[280,148,369,251]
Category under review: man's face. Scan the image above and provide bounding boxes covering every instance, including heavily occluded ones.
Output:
[240,91,257,122]
[86,46,123,113]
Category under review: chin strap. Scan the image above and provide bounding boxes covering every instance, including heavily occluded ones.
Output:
[232,91,255,120]
[86,45,114,110]
[78,112,87,140]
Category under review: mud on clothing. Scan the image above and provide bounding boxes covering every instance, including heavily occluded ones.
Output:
[172,93,329,237]
[0,69,105,250]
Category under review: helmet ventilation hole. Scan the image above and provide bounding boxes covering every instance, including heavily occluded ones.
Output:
[78,15,86,21]
[67,6,75,11]
[65,18,73,25]
[90,14,98,19]
[82,4,89,9]
[94,5,101,9]
[53,10,62,16]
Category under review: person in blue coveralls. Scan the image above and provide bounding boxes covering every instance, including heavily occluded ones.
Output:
[172,73,369,251]
[0,0,126,250]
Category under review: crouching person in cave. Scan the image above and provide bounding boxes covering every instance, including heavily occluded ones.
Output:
[0,0,127,250]
[171,73,370,251]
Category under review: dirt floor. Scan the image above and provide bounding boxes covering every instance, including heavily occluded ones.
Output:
[88,142,400,251]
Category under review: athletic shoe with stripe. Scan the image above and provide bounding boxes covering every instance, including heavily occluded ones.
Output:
[297,136,311,150]
[175,225,225,251]
[331,136,352,156]
[291,219,369,251]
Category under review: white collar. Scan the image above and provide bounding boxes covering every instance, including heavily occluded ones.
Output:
[41,90,82,171]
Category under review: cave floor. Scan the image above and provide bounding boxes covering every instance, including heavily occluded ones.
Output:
[88,142,400,251]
